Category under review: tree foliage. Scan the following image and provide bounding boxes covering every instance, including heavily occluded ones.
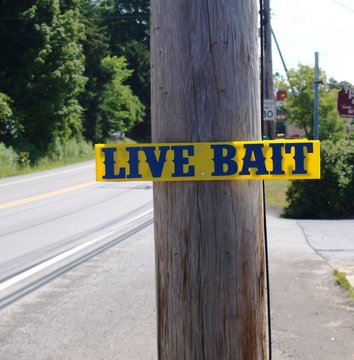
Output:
[0,0,88,155]
[0,92,13,132]
[276,64,347,141]
[101,0,150,140]
[98,55,144,138]
[0,0,148,159]
[283,140,354,219]
[22,1,88,151]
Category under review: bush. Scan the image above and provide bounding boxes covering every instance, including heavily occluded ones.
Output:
[283,140,354,219]
[45,137,94,162]
[0,142,19,177]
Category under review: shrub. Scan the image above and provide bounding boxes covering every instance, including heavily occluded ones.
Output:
[17,151,31,168]
[283,140,354,219]
[45,137,94,163]
[0,142,19,177]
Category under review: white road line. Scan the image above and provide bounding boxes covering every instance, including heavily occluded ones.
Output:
[0,163,93,188]
[0,208,153,293]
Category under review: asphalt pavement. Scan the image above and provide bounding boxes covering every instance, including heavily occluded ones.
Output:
[0,210,353,359]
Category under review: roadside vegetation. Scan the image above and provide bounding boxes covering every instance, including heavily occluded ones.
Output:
[275,65,354,219]
[0,1,149,174]
[333,270,354,300]
[0,138,94,177]
[0,136,137,178]
[283,140,354,219]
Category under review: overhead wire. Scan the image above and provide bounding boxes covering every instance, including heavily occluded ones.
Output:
[0,14,150,21]
[259,1,272,359]
[295,0,317,49]
[329,0,354,12]
[271,12,354,38]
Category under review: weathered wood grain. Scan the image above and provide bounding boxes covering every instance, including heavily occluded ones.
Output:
[151,1,266,358]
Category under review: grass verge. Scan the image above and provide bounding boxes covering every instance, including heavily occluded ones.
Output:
[0,155,95,178]
[264,180,288,209]
[0,137,136,178]
[333,270,354,299]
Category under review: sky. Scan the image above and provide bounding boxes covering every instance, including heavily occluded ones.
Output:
[270,0,354,84]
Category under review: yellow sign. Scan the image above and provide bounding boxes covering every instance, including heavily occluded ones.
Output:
[95,140,320,182]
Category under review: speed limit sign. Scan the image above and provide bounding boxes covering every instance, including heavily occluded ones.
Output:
[263,99,276,121]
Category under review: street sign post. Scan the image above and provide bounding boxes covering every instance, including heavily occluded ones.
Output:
[263,99,276,121]
[337,88,354,118]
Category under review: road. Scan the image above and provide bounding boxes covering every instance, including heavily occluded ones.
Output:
[0,163,353,359]
[0,161,153,308]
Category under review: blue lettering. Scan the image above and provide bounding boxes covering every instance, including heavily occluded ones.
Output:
[126,147,142,179]
[171,145,195,177]
[211,144,237,176]
[102,147,126,179]
[142,146,169,178]
[285,142,313,174]
[240,144,268,175]
[269,143,285,175]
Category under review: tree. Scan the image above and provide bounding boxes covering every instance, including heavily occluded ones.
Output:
[279,64,346,140]
[328,77,352,90]
[102,0,149,49]
[0,0,38,148]
[78,0,110,143]
[0,92,15,144]
[98,55,144,138]
[122,39,150,140]
[101,0,151,140]
[0,0,87,156]
[0,0,148,152]
[22,0,87,152]
[0,93,12,122]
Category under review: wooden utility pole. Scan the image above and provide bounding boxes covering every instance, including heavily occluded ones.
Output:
[151,1,266,359]
[263,0,276,139]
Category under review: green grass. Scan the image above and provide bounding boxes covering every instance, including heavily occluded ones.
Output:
[117,137,137,144]
[264,180,289,209]
[0,153,95,178]
[0,137,135,178]
[0,137,136,178]
[333,270,354,299]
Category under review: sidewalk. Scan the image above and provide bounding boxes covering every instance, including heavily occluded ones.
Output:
[266,213,354,359]
[0,213,353,359]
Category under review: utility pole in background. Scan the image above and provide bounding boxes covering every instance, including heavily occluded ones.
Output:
[262,0,276,139]
[151,0,266,359]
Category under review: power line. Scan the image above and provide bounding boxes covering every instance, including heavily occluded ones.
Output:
[271,12,354,37]
[330,0,354,12]
[259,2,273,357]
[0,14,150,21]
[295,0,316,49]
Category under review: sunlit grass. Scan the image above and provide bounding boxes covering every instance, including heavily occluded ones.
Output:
[0,137,136,178]
[334,270,354,299]
[264,180,288,209]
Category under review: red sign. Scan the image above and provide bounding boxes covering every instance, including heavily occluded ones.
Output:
[337,88,354,118]
[276,90,287,101]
